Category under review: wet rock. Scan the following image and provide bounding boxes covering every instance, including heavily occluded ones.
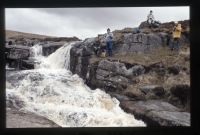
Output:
[6,108,60,128]
[6,45,30,60]
[6,93,25,109]
[42,42,65,56]
[104,81,117,92]
[28,72,44,82]
[20,59,35,70]
[109,93,133,101]
[6,71,29,87]
[70,42,92,80]
[5,45,31,69]
[120,100,190,126]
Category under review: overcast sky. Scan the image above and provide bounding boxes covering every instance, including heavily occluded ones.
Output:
[5,7,189,40]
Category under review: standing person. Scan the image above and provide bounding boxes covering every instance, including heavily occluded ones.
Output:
[171,22,182,51]
[105,28,113,57]
[147,10,155,28]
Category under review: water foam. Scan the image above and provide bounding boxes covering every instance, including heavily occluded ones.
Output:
[6,42,146,127]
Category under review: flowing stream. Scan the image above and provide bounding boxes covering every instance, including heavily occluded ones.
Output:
[6,42,146,127]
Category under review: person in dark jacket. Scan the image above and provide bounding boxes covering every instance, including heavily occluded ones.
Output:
[105,28,113,57]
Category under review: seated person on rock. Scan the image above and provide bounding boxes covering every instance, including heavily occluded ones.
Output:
[147,10,160,28]
[147,10,155,28]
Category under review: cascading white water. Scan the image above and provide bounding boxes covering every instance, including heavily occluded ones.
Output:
[38,43,72,70]
[30,44,43,59]
[6,42,146,127]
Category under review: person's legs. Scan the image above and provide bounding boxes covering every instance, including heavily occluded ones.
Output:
[110,42,112,57]
[106,42,109,56]
[169,38,174,50]
[172,38,177,50]
[150,19,154,28]
[108,41,112,57]
[147,19,151,28]
[175,38,180,51]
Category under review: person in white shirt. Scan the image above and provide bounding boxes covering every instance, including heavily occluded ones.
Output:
[147,10,155,27]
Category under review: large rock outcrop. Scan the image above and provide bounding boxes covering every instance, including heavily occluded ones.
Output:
[5,45,30,69]
[87,59,146,92]
[120,100,190,126]
[139,20,189,46]
[97,31,164,54]
[70,39,96,80]
[70,20,190,79]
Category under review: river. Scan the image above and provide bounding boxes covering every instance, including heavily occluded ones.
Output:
[6,42,145,127]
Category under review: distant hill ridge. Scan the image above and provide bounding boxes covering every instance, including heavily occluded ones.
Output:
[6,30,56,39]
[6,30,81,42]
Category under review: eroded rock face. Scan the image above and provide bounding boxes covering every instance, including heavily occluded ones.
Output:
[120,33,162,53]
[6,45,30,60]
[70,40,94,80]
[98,60,145,78]
[139,20,190,46]
[87,60,146,92]
[120,100,190,126]
[5,45,30,69]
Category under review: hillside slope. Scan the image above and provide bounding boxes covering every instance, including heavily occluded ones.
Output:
[6,30,56,39]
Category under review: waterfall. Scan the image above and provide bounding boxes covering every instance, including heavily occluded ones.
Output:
[6,42,146,127]
[38,43,72,70]
[30,44,43,59]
